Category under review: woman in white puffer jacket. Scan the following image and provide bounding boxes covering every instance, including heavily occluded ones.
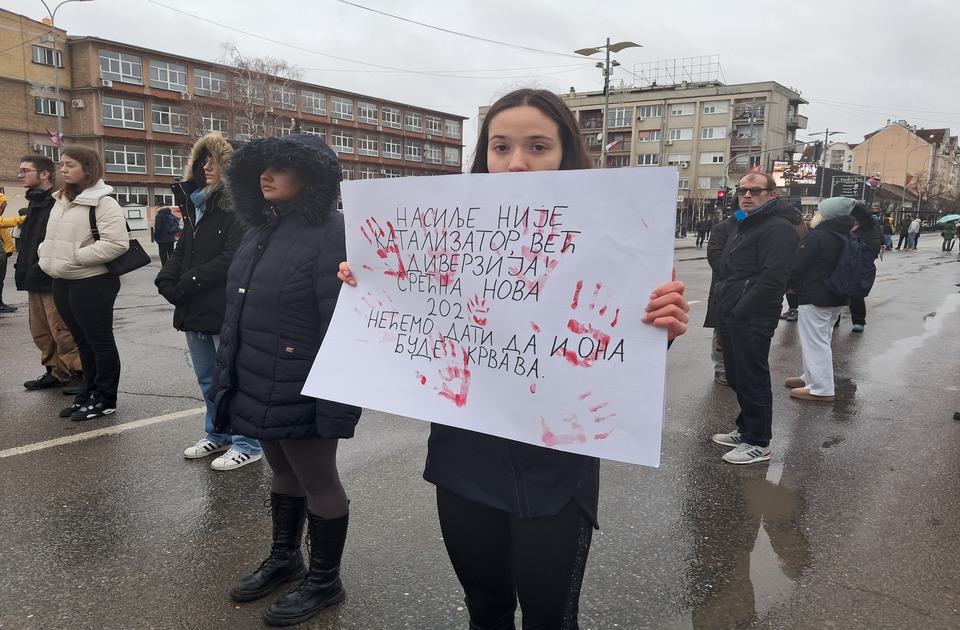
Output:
[38,146,128,421]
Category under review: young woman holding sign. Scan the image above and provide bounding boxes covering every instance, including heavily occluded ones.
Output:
[339,88,689,628]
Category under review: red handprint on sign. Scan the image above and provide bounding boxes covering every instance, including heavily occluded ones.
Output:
[360,217,407,280]
[540,391,617,447]
[416,335,471,407]
[560,280,620,368]
[467,294,489,326]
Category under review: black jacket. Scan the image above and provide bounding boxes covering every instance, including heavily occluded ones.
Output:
[14,187,56,293]
[712,199,799,320]
[703,216,738,328]
[153,207,180,244]
[211,134,361,441]
[788,216,855,307]
[155,133,243,334]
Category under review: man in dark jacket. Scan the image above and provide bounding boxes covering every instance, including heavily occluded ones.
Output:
[153,206,180,265]
[848,205,883,332]
[15,155,83,393]
[156,133,261,470]
[709,172,799,464]
[704,214,738,385]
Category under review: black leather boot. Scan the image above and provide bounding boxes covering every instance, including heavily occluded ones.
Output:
[229,494,307,602]
[263,511,348,627]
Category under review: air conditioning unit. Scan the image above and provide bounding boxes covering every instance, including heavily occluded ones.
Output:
[181,92,193,101]
[665,140,674,146]
[426,134,434,140]
[376,125,382,132]
[679,161,690,168]
[71,99,85,108]
[100,79,113,88]
[332,118,339,125]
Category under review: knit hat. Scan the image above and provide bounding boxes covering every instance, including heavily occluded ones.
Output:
[816,197,856,220]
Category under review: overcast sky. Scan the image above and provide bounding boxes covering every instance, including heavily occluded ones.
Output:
[9,0,960,163]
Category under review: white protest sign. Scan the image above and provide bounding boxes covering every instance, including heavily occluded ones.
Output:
[303,167,678,466]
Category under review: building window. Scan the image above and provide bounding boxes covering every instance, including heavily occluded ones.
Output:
[38,145,61,162]
[735,104,765,120]
[268,85,297,111]
[154,146,188,176]
[301,90,326,115]
[670,103,694,116]
[331,96,354,121]
[702,101,729,115]
[235,79,265,106]
[112,185,149,205]
[330,130,354,154]
[32,45,62,67]
[405,140,422,161]
[404,112,422,132]
[382,106,402,129]
[236,118,265,141]
[637,154,660,166]
[637,130,661,142]
[607,107,634,128]
[105,144,147,173]
[667,153,692,165]
[194,69,228,98]
[149,60,187,92]
[382,168,402,178]
[669,128,693,141]
[698,176,724,189]
[199,111,228,136]
[99,50,142,84]
[35,97,65,117]
[699,151,725,164]
[302,124,326,140]
[357,102,378,124]
[609,155,631,168]
[701,126,727,140]
[445,119,461,138]
[426,115,442,136]
[102,97,145,129]
[678,178,690,190]
[444,146,460,166]
[357,134,378,156]
[424,144,441,164]
[154,187,174,206]
[358,167,378,180]
[152,105,189,134]
[382,137,401,159]
[638,104,663,119]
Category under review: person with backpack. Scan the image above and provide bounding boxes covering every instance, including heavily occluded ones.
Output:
[153,206,180,265]
[784,197,859,402]
[848,204,883,333]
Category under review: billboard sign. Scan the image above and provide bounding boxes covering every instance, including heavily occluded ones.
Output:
[772,161,819,186]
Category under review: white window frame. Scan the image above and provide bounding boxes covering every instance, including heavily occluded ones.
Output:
[35,97,65,116]
[426,115,442,136]
[330,130,354,154]
[701,126,727,140]
[678,178,690,190]
[194,69,228,98]
[112,185,149,205]
[404,111,422,132]
[99,50,142,84]
[424,144,441,164]
[699,151,726,165]
[149,59,187,93]
[331,96,354,121]
[382,168,402,178]
[638,104,663,119]
[382,106,402,129]
[609,155,631,168]
[607,106,634,128]
[670,103,694,116]
[154,188,175,206]
[669,128,693,141]
[444,119,461,139]
[105,143,147,174]
[357,134,378,157]
[637,129,661,142]
[153,146,188,176]
[444,146,460,166]
[39,145,61,162]
[270,85,297,111]
[357,167,378,180]
[382,138,401,159]
[702,101,729,115]
[151,104,189,134]
[32,45,62,67]
[301,124,326,140]
[301,90,326,115]
[404,140,422,161]
[637,153,660,166]
[357,102,378,124]
[199,111,228,136]
[102,97,145,130]
[666,153,692,165]
[235,79,264,106]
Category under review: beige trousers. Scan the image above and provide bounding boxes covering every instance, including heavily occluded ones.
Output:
[28,291,81,381]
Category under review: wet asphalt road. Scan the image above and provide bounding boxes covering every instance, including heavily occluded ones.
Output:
[0,237,958,630]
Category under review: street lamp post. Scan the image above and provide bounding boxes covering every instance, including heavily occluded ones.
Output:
[39,0,94,147]
[575,38,641,168]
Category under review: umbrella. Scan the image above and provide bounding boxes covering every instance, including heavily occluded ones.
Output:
[937,214,960,223]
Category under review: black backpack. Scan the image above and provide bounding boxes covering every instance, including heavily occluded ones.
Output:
[823,231,877,299]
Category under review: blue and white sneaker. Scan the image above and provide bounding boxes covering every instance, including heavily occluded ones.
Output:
[711,429,743,447]
[722,443,771,464]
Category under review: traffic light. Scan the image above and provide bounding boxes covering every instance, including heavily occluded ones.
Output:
[717,188,728,212]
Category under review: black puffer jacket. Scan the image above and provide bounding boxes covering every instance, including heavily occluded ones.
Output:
[211,134,361,440]
[14,187,56,292]
[703,216,738,328]
[155,133,243,334]
[787,216,855,306]
[712,199,799,320]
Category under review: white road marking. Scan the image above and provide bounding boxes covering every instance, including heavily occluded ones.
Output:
[0,407,204,460]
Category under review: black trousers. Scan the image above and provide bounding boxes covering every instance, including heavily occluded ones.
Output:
[436,487,593,630]
[52,274,121,406]
[717,313,778,447]
[849,296,866,325]
[896,234,908,249]
[157,241,175,266]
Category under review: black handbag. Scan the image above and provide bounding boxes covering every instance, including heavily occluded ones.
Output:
[88,207,152,275]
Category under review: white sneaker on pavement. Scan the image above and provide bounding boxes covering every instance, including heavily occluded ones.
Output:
[184,438,229,459]
[211,447,263,471]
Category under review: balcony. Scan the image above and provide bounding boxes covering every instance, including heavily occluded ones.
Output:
[787,114,808,130]
[730,136,760,148]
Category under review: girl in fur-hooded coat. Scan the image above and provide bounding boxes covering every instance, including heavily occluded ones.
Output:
[211,133,361,624]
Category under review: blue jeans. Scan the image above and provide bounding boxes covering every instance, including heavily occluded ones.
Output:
[716,314,779,447]
[185,331,261,455]
[907,233,917,249]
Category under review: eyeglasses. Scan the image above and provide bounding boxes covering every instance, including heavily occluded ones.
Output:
[736,186,772,196]
[16,169,38,176]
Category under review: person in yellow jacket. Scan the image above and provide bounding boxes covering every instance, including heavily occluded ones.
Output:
[0,194,27,312]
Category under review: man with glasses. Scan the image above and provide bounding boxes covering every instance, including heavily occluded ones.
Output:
[709,173,799,464]
[15,155,84,393]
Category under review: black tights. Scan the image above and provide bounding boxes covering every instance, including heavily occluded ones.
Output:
[260,438,347,518]
[436,487,593,630]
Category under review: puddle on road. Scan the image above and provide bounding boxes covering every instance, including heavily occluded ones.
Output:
[867,292,960,385]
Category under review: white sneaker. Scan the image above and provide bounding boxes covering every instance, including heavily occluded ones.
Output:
[184,438,229,459]
[211,447,263,471]
[722,443,772,465]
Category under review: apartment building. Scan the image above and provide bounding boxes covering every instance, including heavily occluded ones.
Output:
[0,7,465,214]
[553,80,807,217]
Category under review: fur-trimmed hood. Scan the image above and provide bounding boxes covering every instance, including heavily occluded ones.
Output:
[183,132,234,184]
[226,134,342,228]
